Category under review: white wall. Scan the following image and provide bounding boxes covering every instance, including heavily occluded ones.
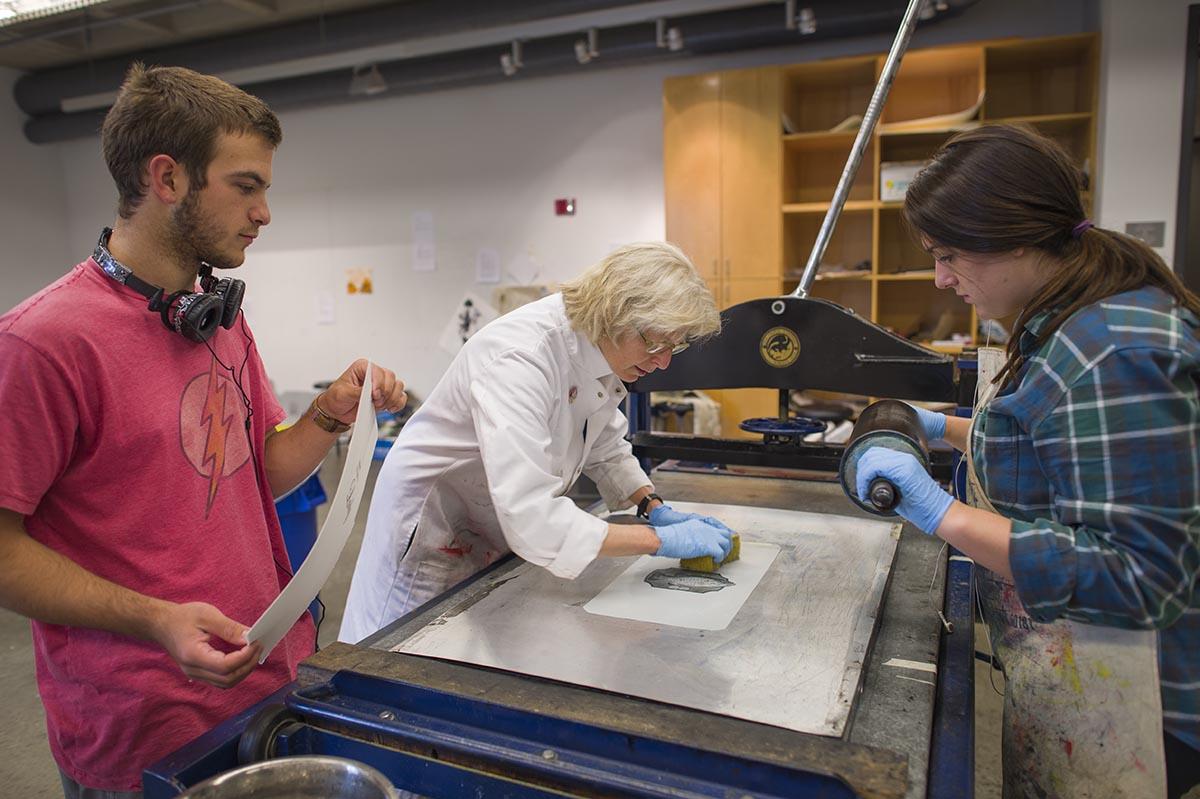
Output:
[251,69,671,402]
[57,65,676,399]
[1096,0,1196,268]
[0,67,70,312]
[42,0,1094,397]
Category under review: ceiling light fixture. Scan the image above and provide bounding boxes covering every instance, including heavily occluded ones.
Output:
[574,27,598,64]
[655,18,683,52]
[500,40,523,77]
[0,0,106,28]
[784,0,817,35]
[349,63,387,96]
[798,7,816,34]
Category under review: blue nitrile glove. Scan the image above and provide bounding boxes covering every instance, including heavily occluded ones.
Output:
[648,503,735,536]
[908,403,947,442]
[855,448,955,534]
[653,518,734,561]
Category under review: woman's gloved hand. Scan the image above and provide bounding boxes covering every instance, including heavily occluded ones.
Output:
[648,503,734,535]
[908,404,947,442]
[653,518,734,561]
[855,448,955,534]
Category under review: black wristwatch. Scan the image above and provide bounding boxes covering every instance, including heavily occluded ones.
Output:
[636,492,663,519]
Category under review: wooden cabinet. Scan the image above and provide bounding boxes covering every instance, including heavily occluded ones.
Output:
[663,33,1099,434]
[664,66,783,302]
[663,72,721,283]
[720,67,783,285]
[664,67,782,432]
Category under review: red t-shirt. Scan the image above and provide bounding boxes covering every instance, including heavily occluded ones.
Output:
[0,259,316,790]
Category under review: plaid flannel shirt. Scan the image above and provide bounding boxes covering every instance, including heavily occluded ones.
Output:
[973,285,1200,749]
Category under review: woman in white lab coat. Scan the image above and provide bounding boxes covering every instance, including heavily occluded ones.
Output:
[340,242,729,642]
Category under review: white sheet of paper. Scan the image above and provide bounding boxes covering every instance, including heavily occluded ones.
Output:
[411,210,434,234]
[583,542,780,631]
[247,365,378,662]
[412,211,436,272]
[437,293,499,357]
[504,251,540,285]
[315,290,335,325]
[475,247,501,284]
[412,242,436,272]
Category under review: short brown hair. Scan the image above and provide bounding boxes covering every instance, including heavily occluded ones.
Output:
[102,63,282,219]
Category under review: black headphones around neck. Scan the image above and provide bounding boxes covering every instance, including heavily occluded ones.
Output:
[93,227,245,343]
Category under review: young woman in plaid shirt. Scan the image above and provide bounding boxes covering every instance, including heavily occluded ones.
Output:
[855,124,1200,798]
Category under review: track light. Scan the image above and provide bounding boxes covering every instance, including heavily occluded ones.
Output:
[798,7,816,34]
[785,0,817,35]
[349,63,387,96]
[500,40,523,77]
[574,27,599,64]
[655,18,683,51]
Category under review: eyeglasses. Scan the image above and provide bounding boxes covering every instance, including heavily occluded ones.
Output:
[638,330,691,356]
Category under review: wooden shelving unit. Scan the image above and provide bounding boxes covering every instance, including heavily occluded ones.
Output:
[663,33,1099,436]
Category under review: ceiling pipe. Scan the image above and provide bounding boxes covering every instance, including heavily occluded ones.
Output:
[14,0,649,116]
[22,0,978,144]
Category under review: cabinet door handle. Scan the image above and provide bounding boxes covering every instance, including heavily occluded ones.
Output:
[724,258,731,279]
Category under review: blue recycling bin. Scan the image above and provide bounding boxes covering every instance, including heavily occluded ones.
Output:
[274,473,327,622]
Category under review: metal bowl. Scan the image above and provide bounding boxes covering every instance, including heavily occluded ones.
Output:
[177,756,399,799]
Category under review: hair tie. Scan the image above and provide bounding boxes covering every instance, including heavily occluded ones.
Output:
[1071,219,1094,238]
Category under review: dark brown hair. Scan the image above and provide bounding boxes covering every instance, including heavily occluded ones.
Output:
[101,63,282,219]
[903,123,1200,387]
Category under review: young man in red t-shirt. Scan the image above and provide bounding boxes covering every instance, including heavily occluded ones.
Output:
[0,64,407,796]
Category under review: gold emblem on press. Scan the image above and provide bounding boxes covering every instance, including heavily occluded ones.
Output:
[759,326,800,368]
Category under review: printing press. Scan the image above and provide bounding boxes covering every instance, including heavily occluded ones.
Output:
[144,1,979,796]
[144,291,979,799]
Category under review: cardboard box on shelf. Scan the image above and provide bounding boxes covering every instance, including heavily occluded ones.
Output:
[880,160,927,202]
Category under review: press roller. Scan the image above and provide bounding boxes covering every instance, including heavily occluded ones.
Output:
[839,399,931,516]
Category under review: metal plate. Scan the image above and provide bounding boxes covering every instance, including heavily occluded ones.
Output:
[391,502,901,738]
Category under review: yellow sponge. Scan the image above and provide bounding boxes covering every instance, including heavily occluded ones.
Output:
[680,534,741,572]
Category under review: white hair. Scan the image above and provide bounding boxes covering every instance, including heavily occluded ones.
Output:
[561,241,721,345]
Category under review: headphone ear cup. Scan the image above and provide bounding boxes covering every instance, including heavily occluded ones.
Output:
[219,278,245,329]
[175,292,225,343]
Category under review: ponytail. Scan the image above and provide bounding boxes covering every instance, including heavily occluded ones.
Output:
[995,226,1200,387]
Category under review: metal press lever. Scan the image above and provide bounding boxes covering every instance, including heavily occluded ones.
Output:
[792,0,925,298]
[867,476,900,512]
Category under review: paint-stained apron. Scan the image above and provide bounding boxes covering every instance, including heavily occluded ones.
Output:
[968,346,1166,799]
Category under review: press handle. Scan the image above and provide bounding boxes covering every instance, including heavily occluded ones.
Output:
[868,477,900,511]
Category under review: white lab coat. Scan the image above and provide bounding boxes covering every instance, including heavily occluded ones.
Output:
[339,294,651,642]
